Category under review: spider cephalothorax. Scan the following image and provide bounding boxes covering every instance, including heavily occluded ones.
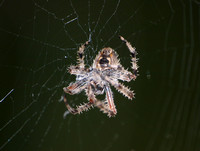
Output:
[94,48,120,70]
[63,36,138,117]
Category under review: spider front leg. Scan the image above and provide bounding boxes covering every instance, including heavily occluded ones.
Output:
[119,35,139,80]
[77,40,90,69]
[67,41,90,75]
[68,65,87,75]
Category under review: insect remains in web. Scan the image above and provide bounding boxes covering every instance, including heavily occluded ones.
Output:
[63,35,139,117]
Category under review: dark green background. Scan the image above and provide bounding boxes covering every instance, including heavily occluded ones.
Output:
[0,0,199,151]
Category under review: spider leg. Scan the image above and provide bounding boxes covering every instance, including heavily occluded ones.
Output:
[114,66,135,82]
[119,35,139,80]
[63,80,93,115]
[63,79,87,95]
[106,77,134,100]
[87,85,116,117]
[63,84,114,117]
[105,85,117,115]
[63,94,93,115]
[77,40,90,69]
[94,99,116,117]
[68,65,86,75]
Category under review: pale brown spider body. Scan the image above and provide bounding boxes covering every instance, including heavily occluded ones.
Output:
[63,36,138,117]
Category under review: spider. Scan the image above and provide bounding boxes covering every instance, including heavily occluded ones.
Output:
[63,36,138,117]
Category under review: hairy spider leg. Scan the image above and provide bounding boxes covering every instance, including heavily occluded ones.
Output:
[77,40,90,69]
[114,66,135,82]
[68,65,89,75]
[63,78,88,95]
[105,85,117,115]
[63,94,93,114]
[105,77,134,100]
[119,35,139,80]
[63,85,115,117]
[87,85,116,117]
[63,80,93,114]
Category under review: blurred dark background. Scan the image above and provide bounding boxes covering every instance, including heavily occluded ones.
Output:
[0,0,199,151]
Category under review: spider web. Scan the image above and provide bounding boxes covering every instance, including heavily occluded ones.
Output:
[0,0,200,151]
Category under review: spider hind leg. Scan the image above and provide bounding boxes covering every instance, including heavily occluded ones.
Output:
[88,85,117,117]
[105,85,117,115]
[63,94,93,115]
[119,35,139,79]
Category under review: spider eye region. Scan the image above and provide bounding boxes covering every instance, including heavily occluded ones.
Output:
[102,48,111,55]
